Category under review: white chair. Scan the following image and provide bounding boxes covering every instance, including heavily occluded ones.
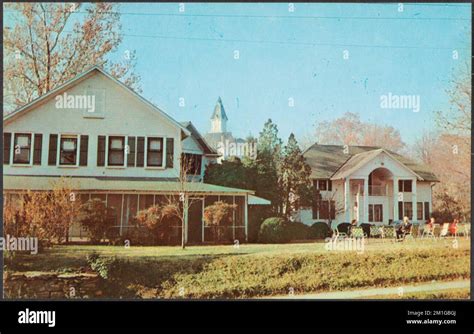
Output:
[439,223,450,239]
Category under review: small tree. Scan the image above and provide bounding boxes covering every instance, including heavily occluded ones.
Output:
[77,199,115,243]
[23,178,81,243]
[161,154,203,249]
[203,201,237,242]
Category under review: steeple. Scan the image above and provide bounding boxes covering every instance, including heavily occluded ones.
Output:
[210,97,228,133]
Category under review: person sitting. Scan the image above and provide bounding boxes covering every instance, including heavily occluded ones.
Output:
[449,218,459,236]
[396,216,412,240]
[424,217,435,235]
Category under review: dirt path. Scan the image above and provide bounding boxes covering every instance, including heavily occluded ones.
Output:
[265,280,470,299]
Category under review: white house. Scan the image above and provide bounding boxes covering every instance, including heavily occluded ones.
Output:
[297,144,439,228]
[3,66,256,243]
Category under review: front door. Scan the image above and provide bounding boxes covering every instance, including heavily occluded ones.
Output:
[188,198,203,243]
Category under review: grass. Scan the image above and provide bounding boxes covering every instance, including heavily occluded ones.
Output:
[4,238,471,299]
[369,288,470,299]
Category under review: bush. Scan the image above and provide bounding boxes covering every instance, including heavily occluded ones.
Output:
[286,222,312,240]
[258,217,290,243]
[134,205,176,245]
[77,199,116,243]
[310,222,332,239]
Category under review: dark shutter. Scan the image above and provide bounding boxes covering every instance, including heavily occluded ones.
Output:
[398,180,403,192]
[330,200,336,219]
[127,136,136,167]
[3,132,11,165]
[80,135,88,166]
[368,204,373,222]
[48,134,58,166]
[166,138,174,168]
[398,202,403,221]
[33,134,42,165]
[320,201,329,219]
[97,136,106,166]
[328,180,332,191]
[136,137,145,167]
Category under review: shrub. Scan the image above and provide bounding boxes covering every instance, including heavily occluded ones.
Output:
[258,217,290,243]
[135,205,175,245]
[310,222,332,239]
[203,201,237,242]
[77,199,116,243]
[286,222,312,240]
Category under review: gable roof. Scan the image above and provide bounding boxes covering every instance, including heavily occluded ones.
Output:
[211,97,228,121]
[180,121,220,156]
[3,65,191,138]
[304,144,439,182]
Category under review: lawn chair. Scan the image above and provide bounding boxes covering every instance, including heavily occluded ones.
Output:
[421,225,436,240]
[350,226,365,239]
[333,228,347,241]
[462,223,471,239]
[404,224,419,242]
[370,225,382,238]
[381,226,396,243]
[439,223,450,239]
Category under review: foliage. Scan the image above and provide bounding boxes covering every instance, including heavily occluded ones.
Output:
[3,178,81,244]
[134,205,176,245]
[77,199,116,243]
[3,2,140,113]
[314,112,406,152]
[310,222,332,239]
[204,157,257,191]
[258,217,290,243]
[203,201,237,227]
[279,133,313,217]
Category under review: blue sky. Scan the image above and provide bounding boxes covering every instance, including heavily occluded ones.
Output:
[7,3,472,145]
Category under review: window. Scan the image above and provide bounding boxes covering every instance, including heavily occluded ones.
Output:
[59,135,78,165]
[417,202,423,220]
[369,204,383,222]
[314,179,330,191]
[398,180,412,192]
[424,202,430,221]
[312,199,335,220]
[13,133,32,164]
[403,202,413,220]
[108,136,125,166]
[147,137,163,167]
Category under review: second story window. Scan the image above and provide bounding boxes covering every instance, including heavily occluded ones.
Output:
[60,135,78,166]
[147,137,163,167]
[108,136,125,166]
[13,133,32,164]
[398,180,412,192]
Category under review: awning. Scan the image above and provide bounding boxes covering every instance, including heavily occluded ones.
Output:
[3,175,254,196]
[248,194,271,205]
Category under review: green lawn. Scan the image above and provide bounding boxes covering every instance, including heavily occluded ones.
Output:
[4,238,471,299]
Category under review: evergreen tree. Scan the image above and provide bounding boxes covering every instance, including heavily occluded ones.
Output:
[279,133,313,218]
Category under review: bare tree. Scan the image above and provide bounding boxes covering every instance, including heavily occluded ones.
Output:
[161,154,202,249]
[3,2,140,113]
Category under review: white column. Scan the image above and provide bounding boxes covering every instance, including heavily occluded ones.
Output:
[393,177,399,222]
[344,178,350,222]
[363,177,369,224]
[412,179,417,223]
